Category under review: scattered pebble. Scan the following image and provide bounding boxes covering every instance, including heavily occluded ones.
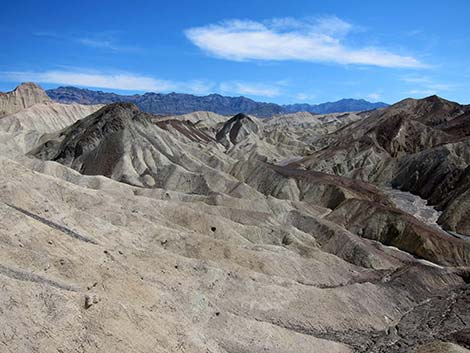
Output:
[84,294,99,309]
[87,282,98,290]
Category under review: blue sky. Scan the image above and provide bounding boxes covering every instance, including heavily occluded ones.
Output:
[0,0,469,104]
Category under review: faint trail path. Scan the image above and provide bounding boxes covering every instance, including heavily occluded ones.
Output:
[4,202,98,245]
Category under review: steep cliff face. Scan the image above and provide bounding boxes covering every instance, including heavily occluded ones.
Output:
[0,82,51,117]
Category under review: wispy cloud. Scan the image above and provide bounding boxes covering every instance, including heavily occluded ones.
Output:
[407,89,438,96]
[366,93,382,101]
[33,30,137,52]
[185,16,425,68]
[219,81,281,97]
[402,76,430,84]
[77,38,121,50]
[76,34,140,52]
[0,69,282,97]
[294,93,316,102]
[0,70,213,94]
[402,75,457,96]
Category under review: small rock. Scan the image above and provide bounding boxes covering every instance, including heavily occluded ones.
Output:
[211,227,216,232]
[87,282,98,290]
[281,234,293,246]
[84,295,93,309]
[84,294,99,309]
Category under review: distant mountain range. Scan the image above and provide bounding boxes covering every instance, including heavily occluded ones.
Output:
[46,86,388,117]
[282,99,388,115]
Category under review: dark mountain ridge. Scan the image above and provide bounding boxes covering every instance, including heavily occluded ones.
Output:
[282,98,388,115]
[46,86,388,117]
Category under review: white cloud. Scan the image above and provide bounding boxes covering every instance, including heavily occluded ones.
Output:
[76,36,140,52]
[308,16,353,36]
[185,17,424,68]
[219,81,281,97]
[268,16,352,36]
[0,70,214,94]
[0,70,278,97]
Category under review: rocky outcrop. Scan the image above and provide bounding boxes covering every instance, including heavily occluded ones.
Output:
[364,284,470,353]
[0,82,51,117]
[216,113,259,148]
[29,103,240,193]
[154,119,216,143]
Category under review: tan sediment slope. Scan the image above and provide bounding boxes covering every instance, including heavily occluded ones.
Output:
[0,101,103,133]
[0,82,51,117]
[1,155,468,353]
[0,99,103,157]
[0,85,469,352]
